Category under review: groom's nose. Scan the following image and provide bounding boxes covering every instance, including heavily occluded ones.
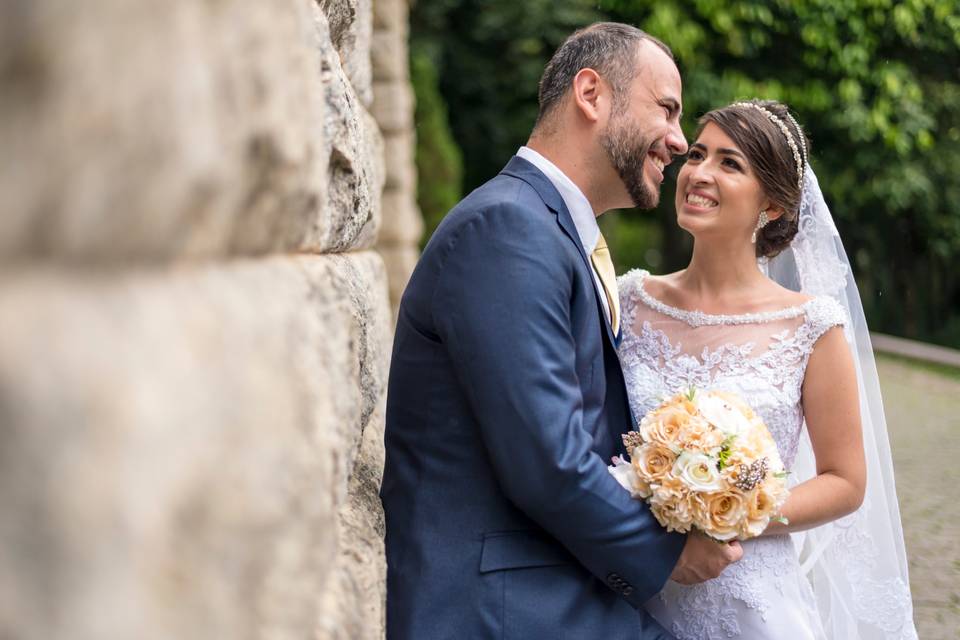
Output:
[666,122,688,156]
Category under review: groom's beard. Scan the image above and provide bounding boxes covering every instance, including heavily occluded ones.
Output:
[599,116,657,209]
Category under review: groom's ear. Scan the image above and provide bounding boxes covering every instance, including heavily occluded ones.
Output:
[571,68,607,123]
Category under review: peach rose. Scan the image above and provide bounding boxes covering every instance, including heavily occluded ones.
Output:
[694,490,749,541]
[678,416,725,452]
[633,442,677,485]
[638,407,690,447]
[738,478,790,538]
[649,476,696,533]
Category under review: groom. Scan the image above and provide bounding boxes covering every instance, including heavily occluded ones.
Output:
[381,23,742,639]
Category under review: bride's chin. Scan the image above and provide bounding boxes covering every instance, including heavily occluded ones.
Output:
[675,214,706,235]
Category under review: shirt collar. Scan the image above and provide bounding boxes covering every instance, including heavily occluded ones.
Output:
[517,146,600,254]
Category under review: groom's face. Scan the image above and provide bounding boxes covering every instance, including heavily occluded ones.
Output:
[599,44,686,209]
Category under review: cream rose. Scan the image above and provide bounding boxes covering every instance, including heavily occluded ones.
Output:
[696,393,752,437]
[672,451,725,492]
[608,455,645,498]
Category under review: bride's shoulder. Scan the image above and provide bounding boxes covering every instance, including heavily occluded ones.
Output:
[803,295,848,330]
[616,267,649,296]
[764,282,846,328]
[617,268,679,301]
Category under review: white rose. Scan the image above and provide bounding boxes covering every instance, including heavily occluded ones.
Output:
[672,451,725,492]
[696,394,751,437]
[608,455,648,498]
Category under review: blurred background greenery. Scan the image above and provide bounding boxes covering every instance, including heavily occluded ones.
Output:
[410,0,960,348]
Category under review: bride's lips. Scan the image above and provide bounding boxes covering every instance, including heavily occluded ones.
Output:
[682,189,719,212]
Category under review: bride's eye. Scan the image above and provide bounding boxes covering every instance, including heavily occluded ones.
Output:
[686,149,704,161]
[722,157,743,171]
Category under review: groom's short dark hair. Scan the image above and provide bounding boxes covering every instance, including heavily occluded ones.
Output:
[535,23,672,130]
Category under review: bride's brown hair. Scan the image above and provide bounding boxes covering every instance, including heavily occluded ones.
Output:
[697,100,811,258]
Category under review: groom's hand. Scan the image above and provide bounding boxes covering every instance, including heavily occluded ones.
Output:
[669,533,743,585]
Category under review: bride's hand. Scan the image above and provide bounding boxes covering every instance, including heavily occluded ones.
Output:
[669,533,743,585]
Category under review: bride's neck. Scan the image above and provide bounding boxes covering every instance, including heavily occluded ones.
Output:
[678,239,766,299]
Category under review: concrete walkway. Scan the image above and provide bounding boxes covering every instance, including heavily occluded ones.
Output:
[879,354,960,639]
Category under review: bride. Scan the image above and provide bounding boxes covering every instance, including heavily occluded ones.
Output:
[616,100,918,639]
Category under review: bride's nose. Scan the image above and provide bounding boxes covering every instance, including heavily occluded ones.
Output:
[689,160,713,185]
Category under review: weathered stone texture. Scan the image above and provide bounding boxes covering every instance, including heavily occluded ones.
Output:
[383,131,416,192]
[0,0,415,636]
[0,252,391,640]
[377,245,421,311]
[371,31,409,82]
[371,0,420,312]
[379,191,424,247]
[371,81,415,135]
[320,0,375,107]
[0,0,383,263]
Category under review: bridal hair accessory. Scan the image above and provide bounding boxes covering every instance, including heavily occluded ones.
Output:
[751,209,770,243]
[730,101,805,190]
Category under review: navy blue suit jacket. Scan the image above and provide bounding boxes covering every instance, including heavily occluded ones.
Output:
[381,156,685,639]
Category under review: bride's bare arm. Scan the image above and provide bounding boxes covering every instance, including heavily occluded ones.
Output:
[761,326,866,536]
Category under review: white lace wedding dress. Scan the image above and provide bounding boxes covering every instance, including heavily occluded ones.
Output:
[617,268,845,640]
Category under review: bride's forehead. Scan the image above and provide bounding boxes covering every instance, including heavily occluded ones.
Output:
[695,122,741,150]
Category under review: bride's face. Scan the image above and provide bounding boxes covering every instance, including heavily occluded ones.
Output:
[675,122,771,245]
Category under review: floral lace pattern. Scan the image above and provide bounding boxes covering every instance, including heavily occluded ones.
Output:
[618,269,845,639]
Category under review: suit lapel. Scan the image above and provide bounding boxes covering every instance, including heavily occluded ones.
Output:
[500,157,620,348]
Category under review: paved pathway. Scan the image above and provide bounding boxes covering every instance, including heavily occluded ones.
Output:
[879,354,960,639]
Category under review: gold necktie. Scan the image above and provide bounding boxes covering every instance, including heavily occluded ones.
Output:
[590,233,620,335]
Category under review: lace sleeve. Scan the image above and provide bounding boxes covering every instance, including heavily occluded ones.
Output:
[617,268,649,330]
[800,296,848,352]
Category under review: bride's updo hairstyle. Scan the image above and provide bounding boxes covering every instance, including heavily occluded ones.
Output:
[697,100,811,258]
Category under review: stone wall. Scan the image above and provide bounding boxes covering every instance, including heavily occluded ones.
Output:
[0,0,418,638]
[372,0,423,310]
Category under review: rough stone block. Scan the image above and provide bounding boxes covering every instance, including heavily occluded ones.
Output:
[371,80,414,135]
[378,190,423,247]
[317,0,373,107]
[383,130,416,192]
[313,32,385,254]
[0,0,382,264]
[0,251,391,640]
[376,245,420,312]
[372,0,408,35]
[371,30,408,82]
[317,401,387,639]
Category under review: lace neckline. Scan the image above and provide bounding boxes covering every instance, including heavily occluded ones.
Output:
[630,269,813,328]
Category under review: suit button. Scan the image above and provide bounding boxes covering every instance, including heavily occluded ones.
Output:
[622,585,634,596]
[606,572,626,590]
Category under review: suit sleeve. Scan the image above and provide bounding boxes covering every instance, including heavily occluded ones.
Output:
[432,203,685,605]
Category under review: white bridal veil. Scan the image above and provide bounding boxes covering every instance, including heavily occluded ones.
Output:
[762,167,918,639]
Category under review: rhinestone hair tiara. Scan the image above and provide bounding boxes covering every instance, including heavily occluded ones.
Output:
[730,101,806,190]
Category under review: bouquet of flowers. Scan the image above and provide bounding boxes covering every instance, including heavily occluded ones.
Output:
[609,389,790,541]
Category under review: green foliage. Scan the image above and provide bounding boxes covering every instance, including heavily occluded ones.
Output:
[411,0,960,347]
[599,0,960,347]
[411,0,604,189]
[410,47,464,244]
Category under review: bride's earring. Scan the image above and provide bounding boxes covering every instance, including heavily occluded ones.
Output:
[751,209,770,244]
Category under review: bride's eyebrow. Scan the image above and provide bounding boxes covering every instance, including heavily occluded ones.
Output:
[718,148,746,159]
